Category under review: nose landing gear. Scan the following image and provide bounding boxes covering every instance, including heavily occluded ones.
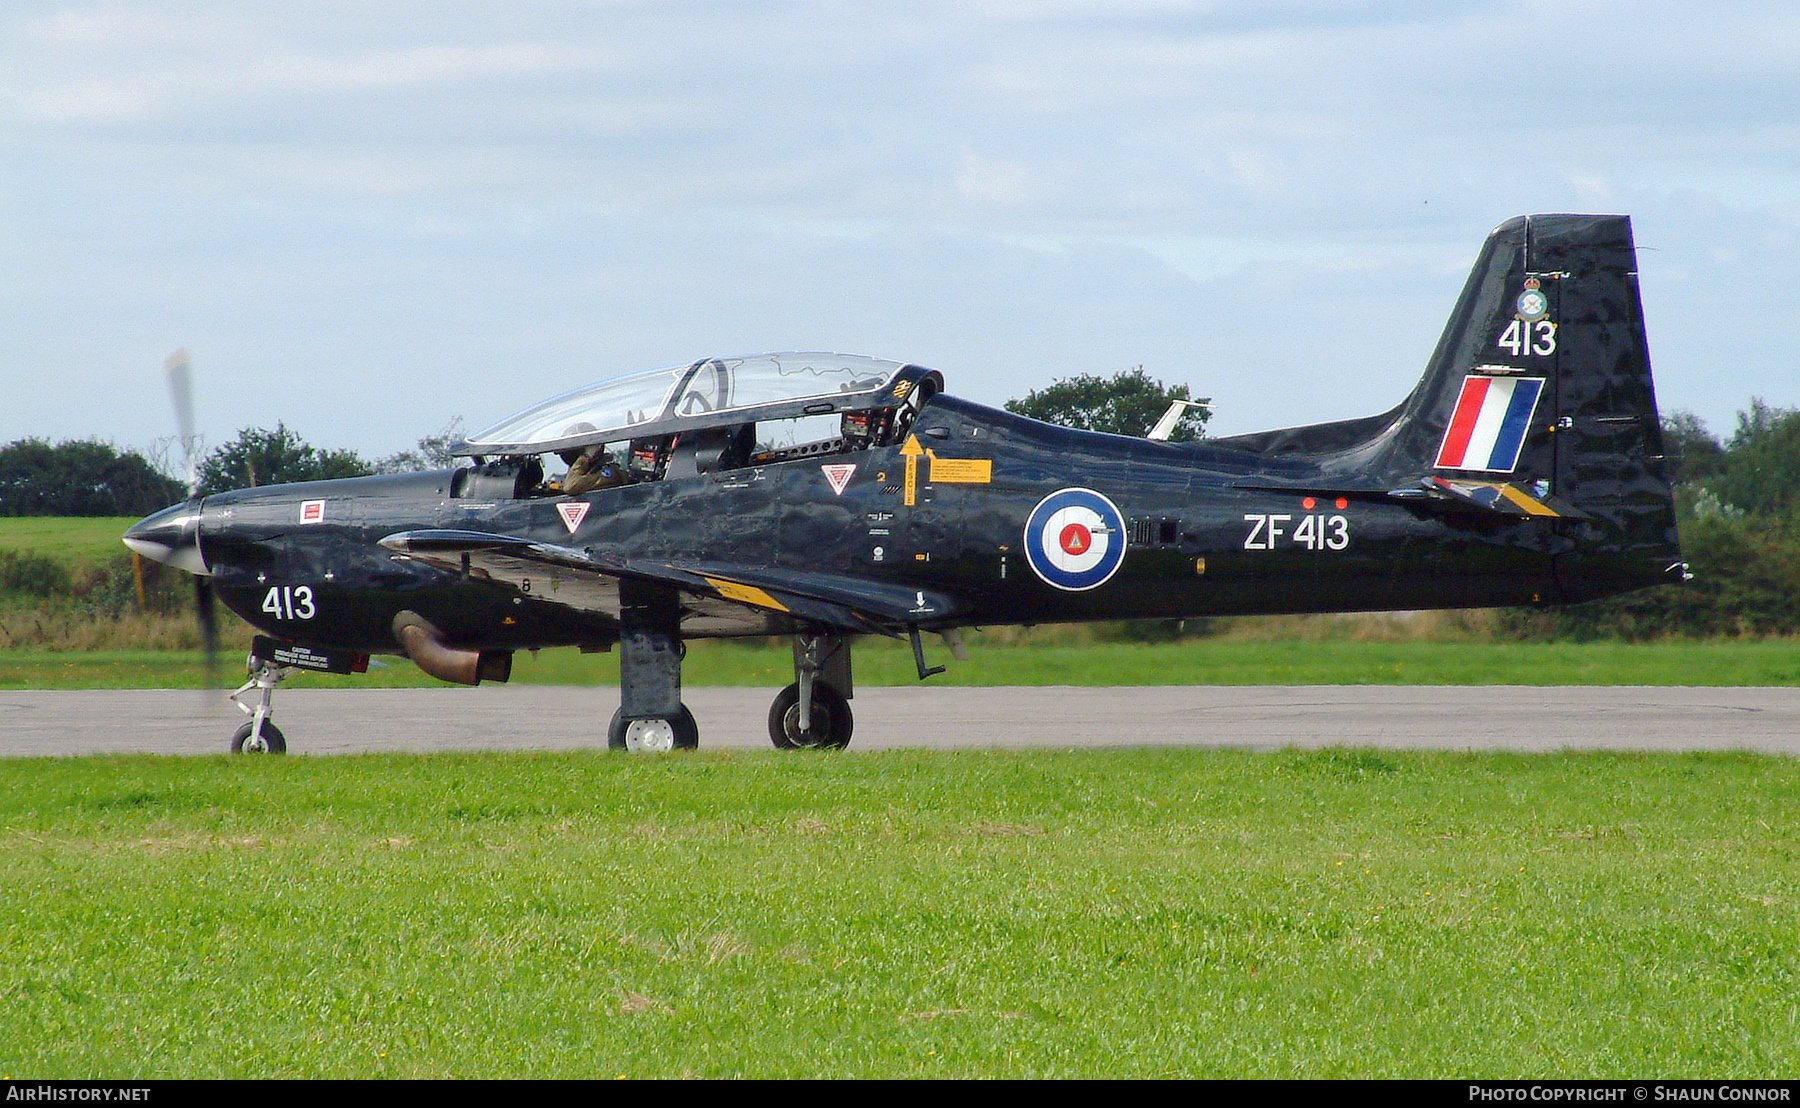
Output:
[223,637,371,753]
[229,655,293,754]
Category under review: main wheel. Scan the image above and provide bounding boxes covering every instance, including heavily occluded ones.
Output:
[768,682,853,750]
[607,705,699,752]
[230,720,287,754]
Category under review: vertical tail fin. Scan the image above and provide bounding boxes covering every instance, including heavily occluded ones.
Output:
[1390,214,1680,599]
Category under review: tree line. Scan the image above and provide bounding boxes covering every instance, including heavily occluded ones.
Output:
[0,420,464,516]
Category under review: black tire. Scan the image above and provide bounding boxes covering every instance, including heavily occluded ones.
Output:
[768,682,853,750]
[607,705,698,752]
[229,720,286,754]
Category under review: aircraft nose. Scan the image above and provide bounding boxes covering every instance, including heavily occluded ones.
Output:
[123,502,210,575]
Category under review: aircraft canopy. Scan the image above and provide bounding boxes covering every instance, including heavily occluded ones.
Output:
[455,352,926,457]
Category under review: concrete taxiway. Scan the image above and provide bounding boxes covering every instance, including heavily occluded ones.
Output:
[2,685,1798,756]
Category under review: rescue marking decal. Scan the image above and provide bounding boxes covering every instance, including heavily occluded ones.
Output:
[1435,375,1544,473]
[1023,487,1127,592]
[821,463,856,496]
[900,435,924,506]
[556,501,590,533]
[926,451,992,484]
[299,500,325,524]
[703,576,790,612]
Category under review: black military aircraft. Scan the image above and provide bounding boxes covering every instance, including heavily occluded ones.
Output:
[126,214,1682,753]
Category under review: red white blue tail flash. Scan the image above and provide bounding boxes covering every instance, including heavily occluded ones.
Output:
[1435,376,1544,473]
[1024,487,1127,591]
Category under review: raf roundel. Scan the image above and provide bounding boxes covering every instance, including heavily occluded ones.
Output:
[1023,487,1128,591]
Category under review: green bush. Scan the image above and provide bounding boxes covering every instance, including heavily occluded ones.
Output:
[0,550,71,597]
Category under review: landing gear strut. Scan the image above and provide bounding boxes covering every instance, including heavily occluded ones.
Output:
[228,655,293,754]
[611,578,698,752]
[768,631,853,749]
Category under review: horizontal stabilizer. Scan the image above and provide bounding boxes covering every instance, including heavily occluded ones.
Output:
[1400,477,1584,519]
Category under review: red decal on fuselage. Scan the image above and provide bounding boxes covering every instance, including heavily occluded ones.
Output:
[557,502,590,533]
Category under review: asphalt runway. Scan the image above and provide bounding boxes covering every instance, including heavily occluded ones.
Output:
[3,685,1799,756]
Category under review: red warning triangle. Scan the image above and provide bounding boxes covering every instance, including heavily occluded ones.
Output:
[557,501,590,533]
[821,463,856,496]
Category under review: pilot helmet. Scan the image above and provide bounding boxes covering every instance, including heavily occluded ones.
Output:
[558,422,598,465]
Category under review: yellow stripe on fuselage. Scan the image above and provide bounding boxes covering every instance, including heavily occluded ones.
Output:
[703,576,790,611]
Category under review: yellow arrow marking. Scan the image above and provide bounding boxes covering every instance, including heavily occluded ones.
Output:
[900,434,923,506]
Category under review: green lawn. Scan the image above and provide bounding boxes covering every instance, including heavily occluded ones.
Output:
[7,636,1800,689]
[0,516,141,567]
[2,748,1795,1077]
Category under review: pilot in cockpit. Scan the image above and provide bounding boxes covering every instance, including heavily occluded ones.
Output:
[559,444,630,495]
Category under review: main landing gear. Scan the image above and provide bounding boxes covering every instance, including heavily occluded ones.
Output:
[768,632,854,749]
[229,654,293,754]
[608,580,861,753]
[610,579,699,752]
[610,582,960,753]
[607,705,698,752]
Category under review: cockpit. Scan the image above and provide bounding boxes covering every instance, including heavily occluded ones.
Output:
[448,352,942,498]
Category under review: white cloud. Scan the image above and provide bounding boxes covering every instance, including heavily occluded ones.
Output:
[26,5,206,46]
[4,0,1800,451]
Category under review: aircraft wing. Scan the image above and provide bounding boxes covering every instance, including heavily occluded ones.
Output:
[377,529,956,635]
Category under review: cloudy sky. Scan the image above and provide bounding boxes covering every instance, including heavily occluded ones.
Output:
[3,0,1797,464]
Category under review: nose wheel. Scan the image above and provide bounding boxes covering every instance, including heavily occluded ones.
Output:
[228,655,294,754]
[230,719,287,754]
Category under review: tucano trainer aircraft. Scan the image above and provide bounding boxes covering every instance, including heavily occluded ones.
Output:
[126,214,1683,753]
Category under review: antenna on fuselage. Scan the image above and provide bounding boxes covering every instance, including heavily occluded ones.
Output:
[1146,399,1211,441]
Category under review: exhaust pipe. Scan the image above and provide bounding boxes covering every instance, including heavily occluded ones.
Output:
[392,611,512,685]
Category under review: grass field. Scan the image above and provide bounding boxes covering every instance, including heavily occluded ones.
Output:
[7,636,1800,690]
[6,520,1798,1077]
[0,516,142,567]
[2,748,1795,1077]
